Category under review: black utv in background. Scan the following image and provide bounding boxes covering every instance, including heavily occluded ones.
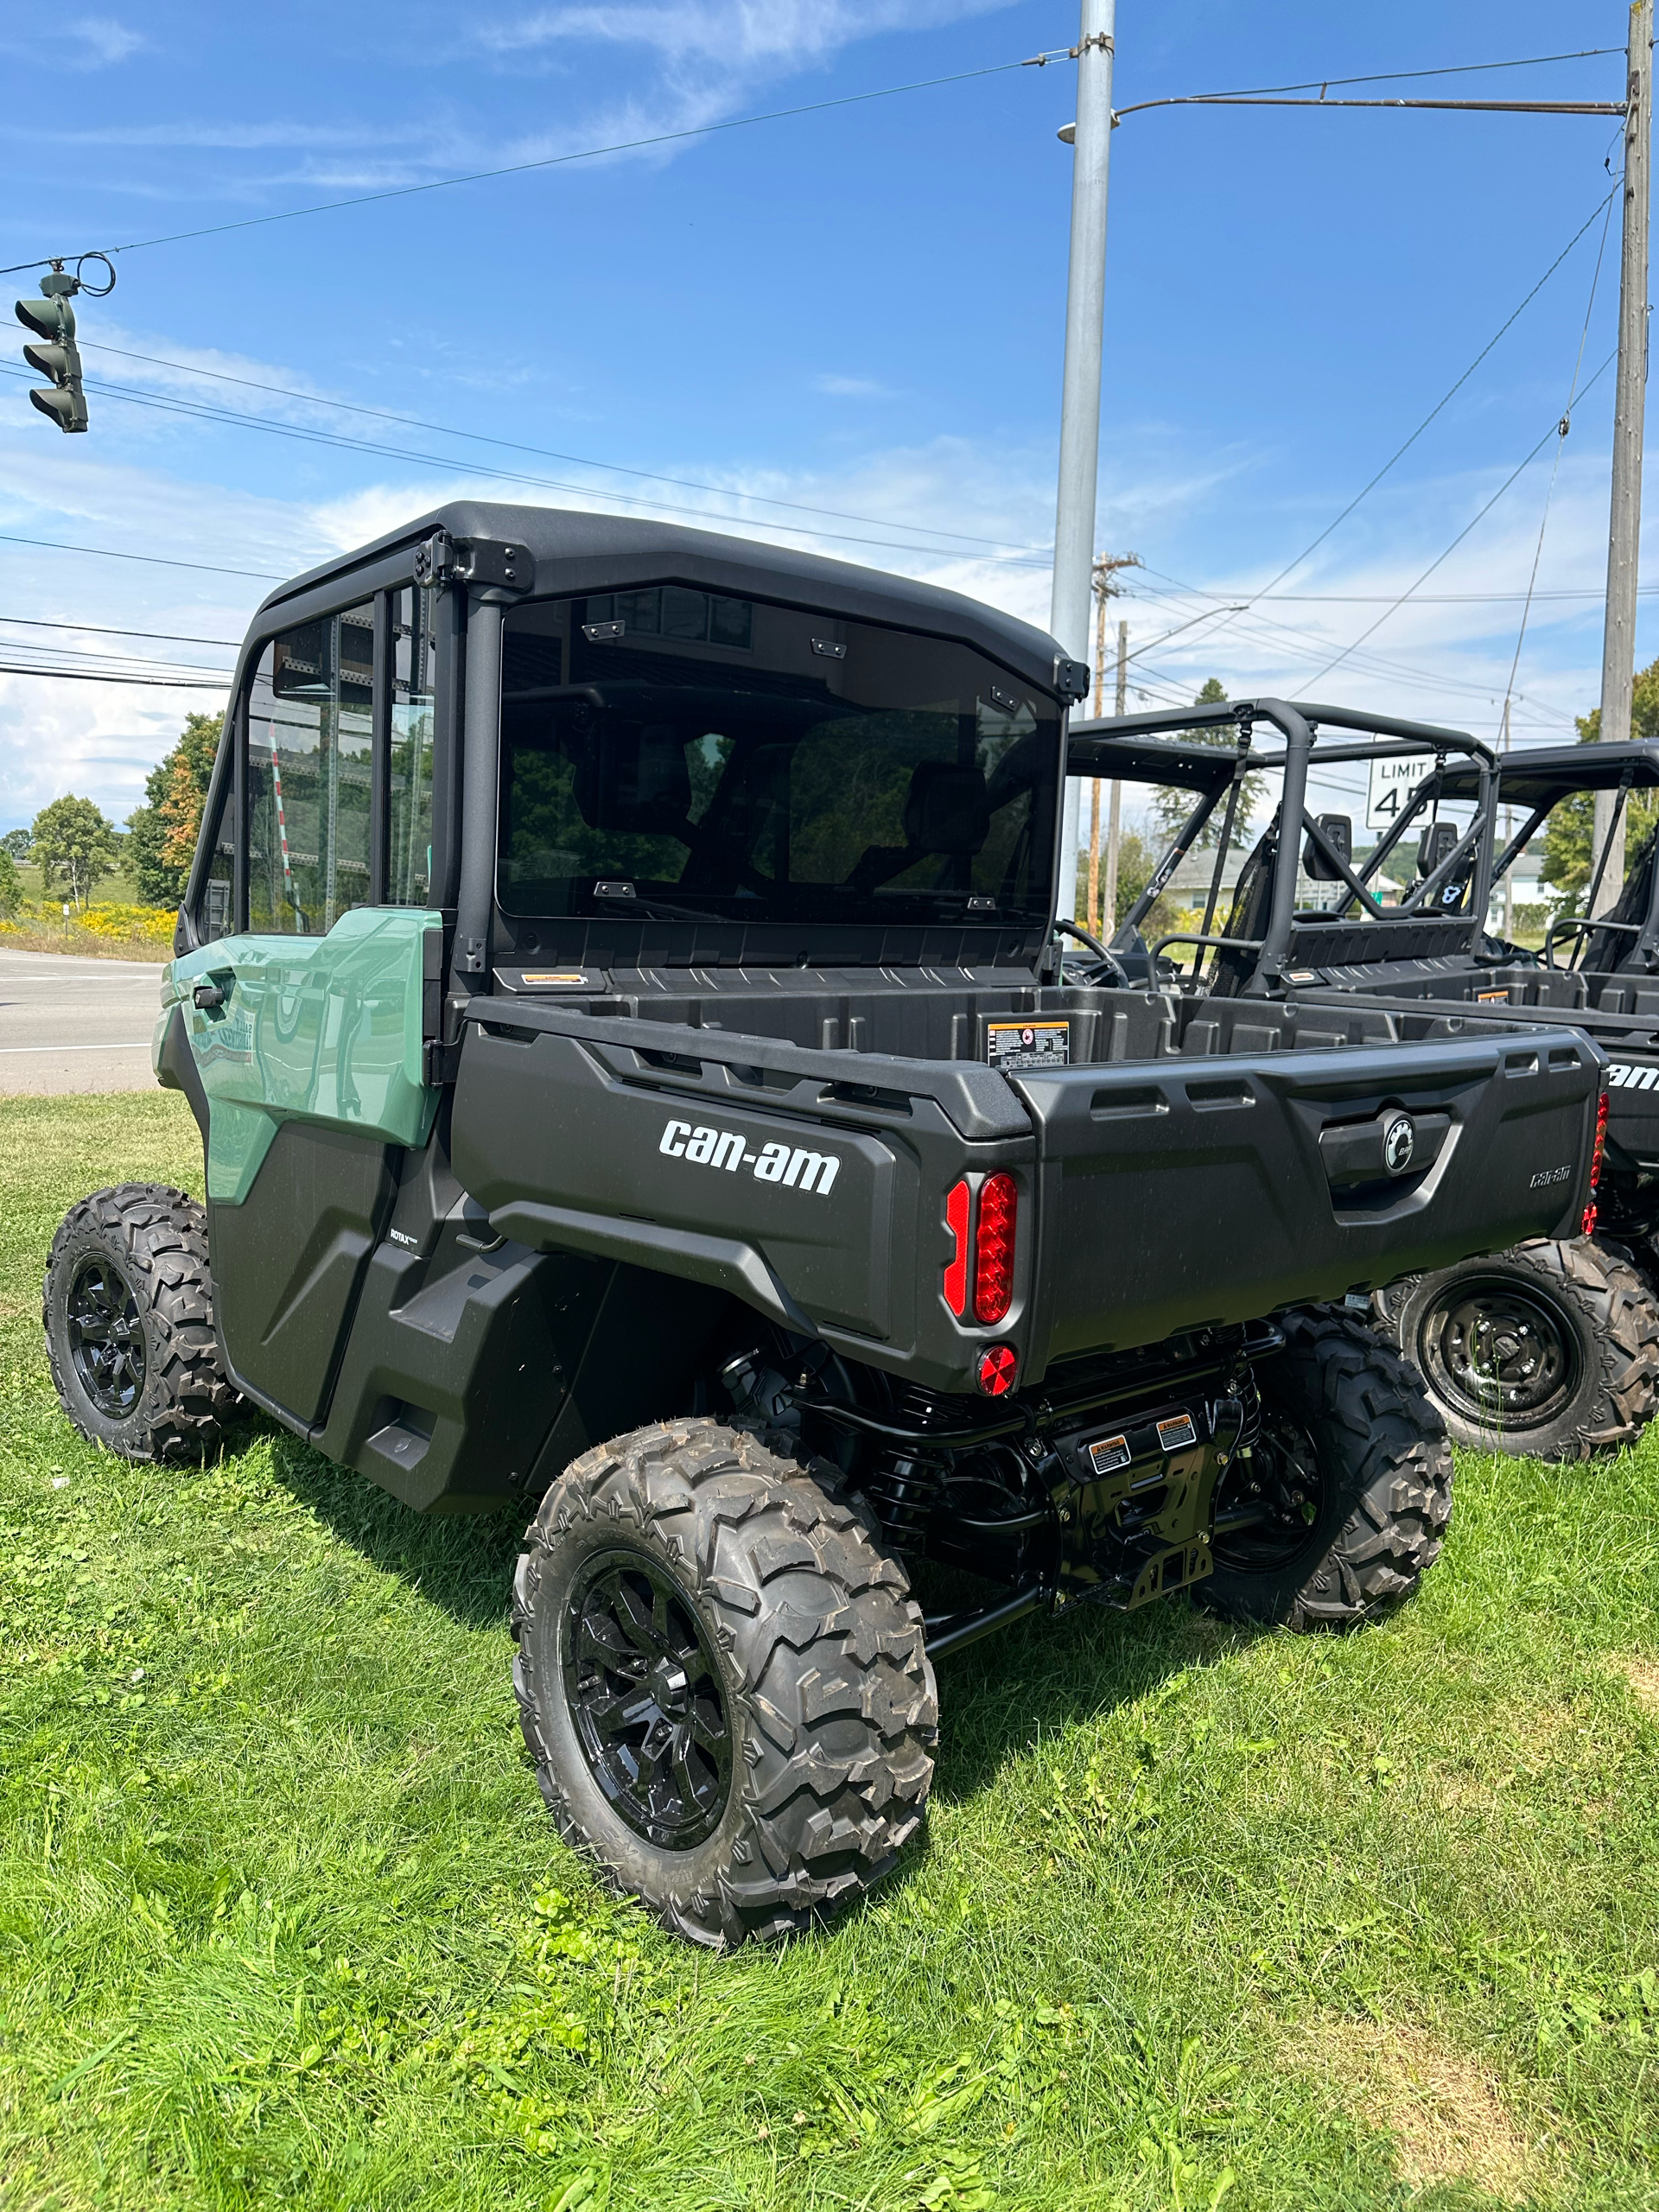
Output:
[1068,705,1656,1459]
[45,510,1607,1946]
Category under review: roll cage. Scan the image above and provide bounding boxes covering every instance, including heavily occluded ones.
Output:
[1435,741,1659,976]
[1067,699,1497,995]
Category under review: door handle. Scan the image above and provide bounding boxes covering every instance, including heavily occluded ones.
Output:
[192,971,233,1011]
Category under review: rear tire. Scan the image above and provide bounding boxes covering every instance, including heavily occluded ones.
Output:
[512,1418,937,1949]
[43,1182,241,1463]
[1202,1309,1452,1630]
[1374,1237,1659,1459]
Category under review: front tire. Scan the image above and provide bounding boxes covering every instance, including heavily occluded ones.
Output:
[1375,1237,1659,1459]
[512,1419,937,1948]
[43,1183,241,1463]
[1202,1309,1452,1630]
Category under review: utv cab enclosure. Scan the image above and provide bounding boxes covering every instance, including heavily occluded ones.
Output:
[46,510,1607,1947]
[1067,705,1654,1459]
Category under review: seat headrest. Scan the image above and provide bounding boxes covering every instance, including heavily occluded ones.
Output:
[903,761,990,855]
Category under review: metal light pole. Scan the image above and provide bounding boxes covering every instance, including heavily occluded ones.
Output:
[1052,0,1117,926]
[1594,0,1652,916]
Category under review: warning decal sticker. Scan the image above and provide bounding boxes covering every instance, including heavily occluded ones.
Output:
[987,1020,1071,1072]
[1088,1432,1132,1477]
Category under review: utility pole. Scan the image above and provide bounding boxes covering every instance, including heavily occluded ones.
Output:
[1594,0,1652,915]
[1084,552,1139,932]
[1051,0,1116,925]
[1499,695,1514,942]
[1102,616,1130,931]
[1087,572,1109,934]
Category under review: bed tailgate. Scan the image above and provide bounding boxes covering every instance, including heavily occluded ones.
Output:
[1013,1030,1607,1370]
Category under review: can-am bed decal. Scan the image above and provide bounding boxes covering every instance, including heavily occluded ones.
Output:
[658,1117,842,1196]
[1607,1062,1659,1091]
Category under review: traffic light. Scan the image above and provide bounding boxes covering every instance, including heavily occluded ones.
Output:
[16,270,86,433]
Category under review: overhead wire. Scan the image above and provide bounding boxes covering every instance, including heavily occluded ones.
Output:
[1496,188,1617,737]
[0,54,1049,274]
[0,662,228,689]
[0,531,283,581]
[79,341,1050,557]
[0,46,1627,707]
[3,46,1622,276]
[1296,349,1618,691]
[0,361,1053,569]
[1102,48,1622,105]
[1160,186,1620,670]
[1120,568,1580,702]
[0,613,241,647]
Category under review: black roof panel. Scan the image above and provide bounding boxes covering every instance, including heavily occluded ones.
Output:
[1066,726,1238,792]
[1439,741,1659,805]
[257,499,1067,692]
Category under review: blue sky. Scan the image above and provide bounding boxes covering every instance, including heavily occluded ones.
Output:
[0,1,1645,838]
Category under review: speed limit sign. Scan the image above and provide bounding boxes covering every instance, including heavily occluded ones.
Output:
[1366,754,1431,831]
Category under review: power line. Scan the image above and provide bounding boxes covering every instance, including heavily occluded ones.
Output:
[0,662,227,689]
[1101,48,1623,108]
[1497,189,1617,733]
[1121,95,1622,119]
[1155,187,1621,668]
[0,634,232,674]
[0,613,241,646]
[80,341,1051,557]
[1298,347,1618,690]
[0,55,1043,275]
[1125,586,1647,603]
[0,362,1053,569]
[1,45,1622,280]
[0,531,283,580]
[1117,567,1602,711]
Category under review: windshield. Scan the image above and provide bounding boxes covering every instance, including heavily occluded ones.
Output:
[497,589,1059,926]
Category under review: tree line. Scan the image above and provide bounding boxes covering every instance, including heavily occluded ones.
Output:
[0,712,219,919]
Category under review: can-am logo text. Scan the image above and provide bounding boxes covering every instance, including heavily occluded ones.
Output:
[1382,1111,1416,1175]
[659,1117,842,1196]
[1608,1062,1659,1091]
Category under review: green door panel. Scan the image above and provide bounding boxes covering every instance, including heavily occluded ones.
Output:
[168,908,441,1203]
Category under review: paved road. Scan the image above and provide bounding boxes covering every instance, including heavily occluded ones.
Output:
[0,948,168,1096]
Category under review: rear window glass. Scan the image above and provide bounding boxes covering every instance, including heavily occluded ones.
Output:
[497,591,1059,929]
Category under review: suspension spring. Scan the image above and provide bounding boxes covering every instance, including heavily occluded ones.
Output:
[864,1452,947,1549]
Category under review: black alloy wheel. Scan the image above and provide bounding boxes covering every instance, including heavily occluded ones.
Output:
[563,1548,732,1850]
[65,1255,147,1418]
[513,1420,937,1948]
[1376,1240,1659,1459]
[1415,1277,1578,1430]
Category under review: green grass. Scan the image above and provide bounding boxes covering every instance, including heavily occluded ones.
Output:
[3,1094,1659,2211]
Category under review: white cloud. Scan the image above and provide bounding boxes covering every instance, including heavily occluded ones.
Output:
[814,374,890,398]
[66,16,145,66]
[34,0,1021,207]
[475,2,1015,66]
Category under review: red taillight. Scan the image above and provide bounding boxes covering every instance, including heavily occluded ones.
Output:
[977,1344,1018,1395]
[943,1178,969,1316]
[1584,1090,1610,1236]
[973,1172,1018,1324]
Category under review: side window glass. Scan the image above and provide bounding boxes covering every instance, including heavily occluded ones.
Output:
[389,585,436,906]
[246,602,374,933]
[197,724,235,943]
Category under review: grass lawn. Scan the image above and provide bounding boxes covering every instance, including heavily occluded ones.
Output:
[3,1094,1658,2211]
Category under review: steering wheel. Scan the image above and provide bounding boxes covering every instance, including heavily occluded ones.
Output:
[1054,918,1134,988]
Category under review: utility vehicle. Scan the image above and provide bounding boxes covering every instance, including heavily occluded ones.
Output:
[1067,706,1659,1458]
[46,508,1608,1947]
